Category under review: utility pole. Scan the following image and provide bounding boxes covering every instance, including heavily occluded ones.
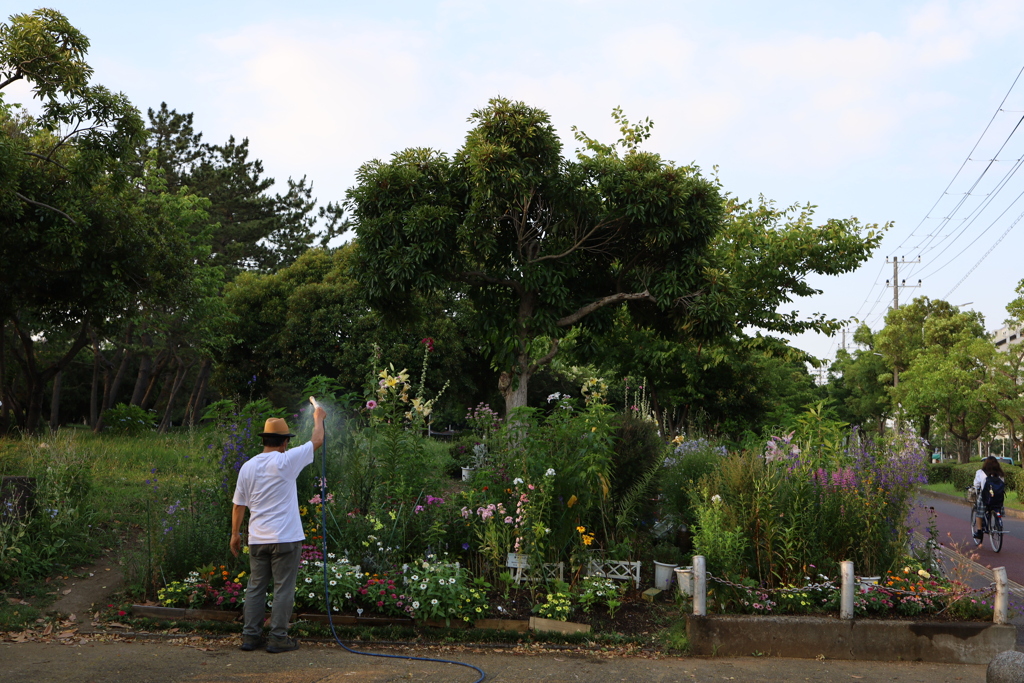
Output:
[885,256,921,389]
[841,326,847,351]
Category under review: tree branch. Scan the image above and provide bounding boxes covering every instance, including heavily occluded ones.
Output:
[529,217,621,264]
[0,72,24,91]
[15,192,76,224]
[24,151,70,172]
[556,291,656,328]
[527,338,561,375]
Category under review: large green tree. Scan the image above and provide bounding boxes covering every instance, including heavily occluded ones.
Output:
[0,10,212,432]
[893,306,992,462]
[351,99,744,413]
[216,244,493,423]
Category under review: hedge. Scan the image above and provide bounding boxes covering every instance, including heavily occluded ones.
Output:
[927,460,1022,493]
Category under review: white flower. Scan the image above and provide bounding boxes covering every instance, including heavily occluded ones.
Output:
[546,392,562,403]
[308,592,315,598]
[412,601,420,609]
[711,494,722,504]
[411,575,419,581]
[513,477,524,485]
[345,592,352,599]
[431,599,439,605]
[545,468,555,477]
[328,553,335,559]
[439,578,446,585]
[544,528,551,535]
[420,583,428,590]
[305,578,312,583]
[329,580,336,586]
[335,573,342,579]
[449,578,456,584]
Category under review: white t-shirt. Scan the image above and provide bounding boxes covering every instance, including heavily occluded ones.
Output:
[232,441,314,545]
[973,469,987,491]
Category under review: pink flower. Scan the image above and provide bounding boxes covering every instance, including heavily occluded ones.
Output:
[366,400,378,410]
[527,484,535,490]
[504,516,514,524]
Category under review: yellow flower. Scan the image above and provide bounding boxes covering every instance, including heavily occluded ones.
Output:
[576,526,586,533]
[591,427,597,432]
[567,495,578,508]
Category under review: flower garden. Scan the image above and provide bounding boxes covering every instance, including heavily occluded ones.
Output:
[0,350,1011,642]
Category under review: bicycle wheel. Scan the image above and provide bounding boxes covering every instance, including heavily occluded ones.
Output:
[988,510,1004,553]
[970,507,983,545]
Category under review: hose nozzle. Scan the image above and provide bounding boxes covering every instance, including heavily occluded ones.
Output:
[309,396,321,410]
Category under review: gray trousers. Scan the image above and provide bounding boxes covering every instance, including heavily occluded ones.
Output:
[243,541,302,638]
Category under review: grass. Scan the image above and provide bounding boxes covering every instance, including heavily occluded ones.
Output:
[920,482,1024,512]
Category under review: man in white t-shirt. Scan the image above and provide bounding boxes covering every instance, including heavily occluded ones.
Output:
[231,408,324,653]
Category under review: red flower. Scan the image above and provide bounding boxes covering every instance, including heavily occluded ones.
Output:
[118,610,126,616]
[420,337,435,353]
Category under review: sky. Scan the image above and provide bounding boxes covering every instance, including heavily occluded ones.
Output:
[7,0,1024,365]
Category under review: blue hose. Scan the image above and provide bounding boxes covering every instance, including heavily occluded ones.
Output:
[314,418,486,682]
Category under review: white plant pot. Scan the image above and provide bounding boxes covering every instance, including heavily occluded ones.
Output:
[653,561,678,591]
[674,565,693,596]
[461,467,475,481]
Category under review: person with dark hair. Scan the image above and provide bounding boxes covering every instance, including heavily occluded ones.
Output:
[973,456,1006,544]
[230,408,325,652]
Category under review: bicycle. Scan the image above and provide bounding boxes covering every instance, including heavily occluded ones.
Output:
[968,486,1004,552]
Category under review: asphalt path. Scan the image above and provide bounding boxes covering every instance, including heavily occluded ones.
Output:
[0,639,991,683]
[913,493,1024,586]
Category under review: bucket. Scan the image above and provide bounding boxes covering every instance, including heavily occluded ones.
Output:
[653,561,678,590]
[674,565,693,596]
[461,467,475,481]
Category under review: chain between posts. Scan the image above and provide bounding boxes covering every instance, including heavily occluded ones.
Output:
[706,572,994,600]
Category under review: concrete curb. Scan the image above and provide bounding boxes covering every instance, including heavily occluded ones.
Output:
[686,614,1016,664]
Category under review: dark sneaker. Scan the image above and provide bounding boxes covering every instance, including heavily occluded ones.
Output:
[973,530,983,544]
[266,635,300,653]
[240,634,264,651]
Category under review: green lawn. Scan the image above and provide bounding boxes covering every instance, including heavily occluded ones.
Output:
[920,482,1024,511]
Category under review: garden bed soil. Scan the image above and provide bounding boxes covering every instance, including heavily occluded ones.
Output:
[130,590,674,637]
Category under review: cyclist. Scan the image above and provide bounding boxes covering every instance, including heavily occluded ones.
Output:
[972,456,1006,544]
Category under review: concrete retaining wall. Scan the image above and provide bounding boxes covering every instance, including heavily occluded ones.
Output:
[687,614,1016,664]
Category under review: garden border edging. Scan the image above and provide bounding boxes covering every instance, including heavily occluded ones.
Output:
[686,613,1016,664]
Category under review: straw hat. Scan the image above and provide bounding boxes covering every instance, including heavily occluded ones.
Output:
[258,417,295,438]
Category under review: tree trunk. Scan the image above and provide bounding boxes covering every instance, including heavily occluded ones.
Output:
[89,334,101,429]
[158,357,192,433]
[183,358,211,427]
[500,369,531,415]
[956,437,971,464]
[49,370,61,431]
[0,323,8,433]
[141,350,171,411]
[130,333,153,406]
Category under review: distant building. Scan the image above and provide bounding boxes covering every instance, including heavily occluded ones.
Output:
[992,324,1023,352]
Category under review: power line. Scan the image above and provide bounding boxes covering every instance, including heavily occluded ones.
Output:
[843,66,1024,325]
[946,206,1024,298]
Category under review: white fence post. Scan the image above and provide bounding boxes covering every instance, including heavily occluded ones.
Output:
[994,567,1008,625]
[692,555,707,617]
[840,561,854,620]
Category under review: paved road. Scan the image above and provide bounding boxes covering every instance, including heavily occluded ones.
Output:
[0,639,990,683]
[914,493,1024,585]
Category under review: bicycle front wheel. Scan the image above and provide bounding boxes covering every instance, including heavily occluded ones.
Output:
[988,511,1004,553]
[971,507,983,545]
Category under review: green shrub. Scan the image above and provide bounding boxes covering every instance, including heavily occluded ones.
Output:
[926,462,956,484]
[103,403,157,435]
[660,438,727,526]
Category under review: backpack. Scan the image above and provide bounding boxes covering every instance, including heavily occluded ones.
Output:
[982,475,1006,509]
